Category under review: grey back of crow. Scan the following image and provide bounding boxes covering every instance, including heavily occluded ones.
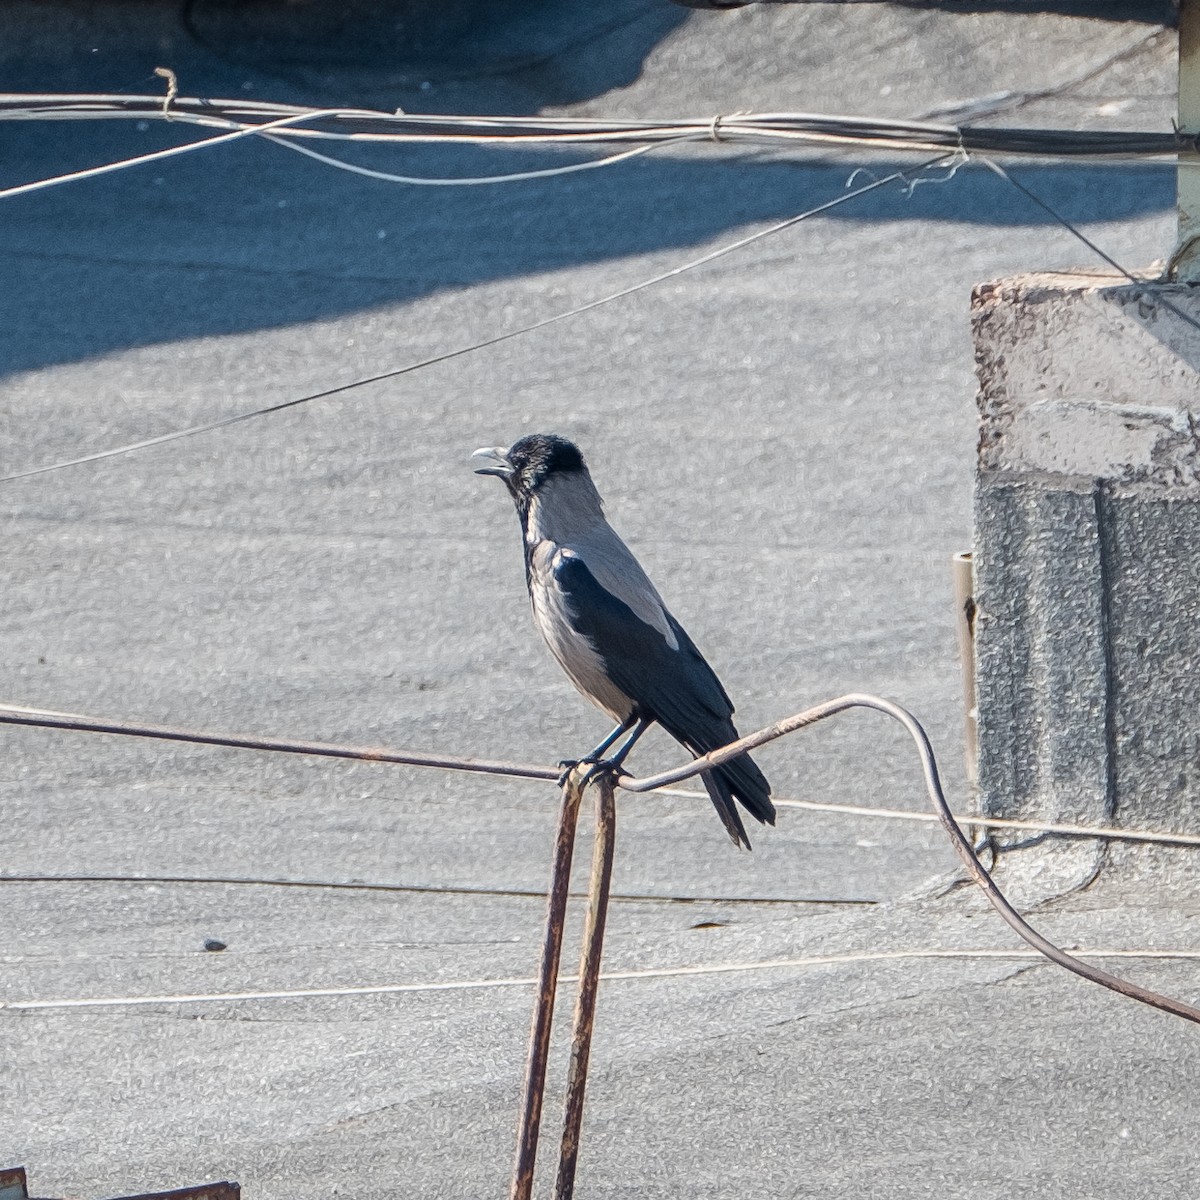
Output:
[473,433,775,849]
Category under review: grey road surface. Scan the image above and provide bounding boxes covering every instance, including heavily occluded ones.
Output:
[1,4,1193,1198]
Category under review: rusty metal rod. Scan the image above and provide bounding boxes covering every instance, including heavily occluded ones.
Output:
[625,692,1200,1026]
[11,700,1200,849]
[0,703,558,781]
[0,696,893,793]
[617,694,875,792]
[5,695,1200,1026]
[510,773,585,1200]
[554,777,618,1200]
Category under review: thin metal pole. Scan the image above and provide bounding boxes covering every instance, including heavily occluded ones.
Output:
[951,551,977,788]
[554,777,618,1200]
[1172,0,1200,281]
[510,774,585,1200]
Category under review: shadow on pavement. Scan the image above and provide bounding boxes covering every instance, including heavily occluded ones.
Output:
[2,0,688,113]
[1,132,1174,377]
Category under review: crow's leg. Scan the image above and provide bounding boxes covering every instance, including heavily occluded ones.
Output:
[579,717,650,787]
[557,716,636,785]
[606,717,651,768]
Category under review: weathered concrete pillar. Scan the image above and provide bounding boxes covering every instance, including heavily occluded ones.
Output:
[971,271,1200,859]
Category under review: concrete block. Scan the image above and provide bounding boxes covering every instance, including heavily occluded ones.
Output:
[972,271,1200,840]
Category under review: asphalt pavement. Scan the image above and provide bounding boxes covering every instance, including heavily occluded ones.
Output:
[1,4,1196,1198]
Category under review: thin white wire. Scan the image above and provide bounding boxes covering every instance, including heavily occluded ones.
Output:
[260,131,705,186]
[0,107,749,202]
[0,105,813,202]
[6,947,1196,1012]
[658,788,1200,849]
[0,106,363,201]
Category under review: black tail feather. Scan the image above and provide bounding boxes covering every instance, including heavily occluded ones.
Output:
[700,769,753,849]
[716,751,775,827]
[657,715,775,847]
[698,750,774,850]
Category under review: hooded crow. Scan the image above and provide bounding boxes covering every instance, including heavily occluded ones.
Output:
[472,433,775,849]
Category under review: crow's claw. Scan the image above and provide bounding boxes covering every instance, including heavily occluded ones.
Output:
[556,758,587,787]
[578,758,630,789]
[556,756,628,789]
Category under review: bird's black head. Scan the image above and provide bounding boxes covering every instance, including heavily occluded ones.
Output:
[471,433,586,501]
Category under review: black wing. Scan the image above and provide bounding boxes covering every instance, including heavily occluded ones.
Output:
[555,552,774,845]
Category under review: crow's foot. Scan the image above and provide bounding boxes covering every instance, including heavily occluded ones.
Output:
[578,758,630,789]
[556,757,628,789]
[556,757,590,787]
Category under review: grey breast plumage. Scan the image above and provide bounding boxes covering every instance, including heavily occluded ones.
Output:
[473,433,775,848]
[523,471,678,723]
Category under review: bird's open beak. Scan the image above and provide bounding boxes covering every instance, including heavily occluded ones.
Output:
[471,446,514,478]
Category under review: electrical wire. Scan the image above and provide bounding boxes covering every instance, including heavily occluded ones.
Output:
[259,130,704,186]
[2,144,1189,488]
[0,871,872,908]
[5,946,1197,1013]
[0,154,953,485]
[0,105,373,202]
[0,93,1191,161]
[979,155,1200,336]
[0,90,1193,204]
